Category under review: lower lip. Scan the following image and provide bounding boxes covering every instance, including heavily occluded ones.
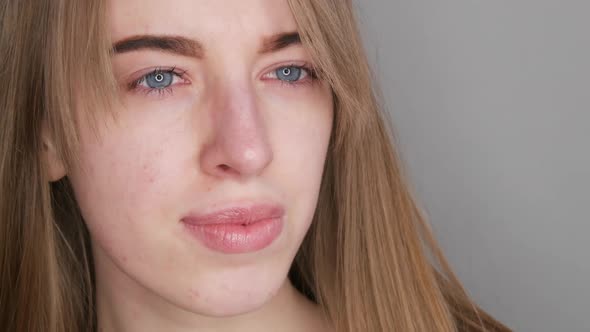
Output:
[182,217,283,254]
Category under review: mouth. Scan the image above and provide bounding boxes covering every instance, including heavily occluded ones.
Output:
[180,203,285,254]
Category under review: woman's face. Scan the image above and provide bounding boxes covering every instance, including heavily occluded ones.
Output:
[66,0,333,317]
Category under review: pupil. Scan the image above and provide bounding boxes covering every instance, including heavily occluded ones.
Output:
[155,74,164,82]
[282,68,291,76]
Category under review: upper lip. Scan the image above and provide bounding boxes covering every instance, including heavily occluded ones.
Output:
[181,203,285,226]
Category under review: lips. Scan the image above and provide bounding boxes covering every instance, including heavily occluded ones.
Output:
[181,203,285,254]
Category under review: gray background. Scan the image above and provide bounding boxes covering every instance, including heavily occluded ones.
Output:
[355,1,589,331]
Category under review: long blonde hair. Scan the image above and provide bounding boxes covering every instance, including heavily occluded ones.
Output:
[0,0,511,331]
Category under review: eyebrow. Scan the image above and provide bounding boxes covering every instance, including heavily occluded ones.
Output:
[111,32,301,57]
[112,35,204,57]
[259,32,301,54]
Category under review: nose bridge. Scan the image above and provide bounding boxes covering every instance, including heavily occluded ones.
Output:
[200,74,273,178]
[217,83,266,155]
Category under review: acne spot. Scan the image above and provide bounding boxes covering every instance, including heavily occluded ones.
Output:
[141,162,157,184]
[190,289,200,299]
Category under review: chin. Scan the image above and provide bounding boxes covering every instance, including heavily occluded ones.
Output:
[161,265,288,318]
[183,280,284,317]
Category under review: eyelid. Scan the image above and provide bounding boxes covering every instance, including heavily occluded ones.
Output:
[126,66,189,90]
[260,61,316,82]
[122,61,316,99]
[264,66,308,80]
[129,66,187,78]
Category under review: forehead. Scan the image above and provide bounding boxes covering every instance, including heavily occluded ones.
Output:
[108,0,298,44]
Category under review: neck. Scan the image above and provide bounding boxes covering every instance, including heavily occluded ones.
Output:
[94,252,330,332]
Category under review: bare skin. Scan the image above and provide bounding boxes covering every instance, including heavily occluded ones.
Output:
[45,0,334,331]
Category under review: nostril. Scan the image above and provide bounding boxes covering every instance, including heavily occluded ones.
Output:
[216,164,241,178]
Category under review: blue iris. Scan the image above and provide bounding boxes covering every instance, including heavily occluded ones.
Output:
[145,71,174,89]
[276,66,302,82]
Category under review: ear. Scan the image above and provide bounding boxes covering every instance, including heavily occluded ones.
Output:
[41,123,66,182]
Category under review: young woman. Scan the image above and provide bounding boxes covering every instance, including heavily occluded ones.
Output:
[0,0,511,331]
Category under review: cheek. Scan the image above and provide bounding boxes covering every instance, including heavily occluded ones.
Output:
[265,86,333,228]
[268,86,333,181]
[76,143,162,207]
[68,125,192,283]
[68,120,184,242]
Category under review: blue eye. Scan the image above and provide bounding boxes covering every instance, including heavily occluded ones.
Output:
[127,67,189,96]
[145,71,174,89]
[276,66,303,82]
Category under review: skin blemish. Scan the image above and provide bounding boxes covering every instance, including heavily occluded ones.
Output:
[140,162,158,184]
[190,289,200,299]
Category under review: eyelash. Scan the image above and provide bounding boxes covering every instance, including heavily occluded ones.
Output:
[127,66,188,97]
[126,63,318,97]
[262,63,318,88]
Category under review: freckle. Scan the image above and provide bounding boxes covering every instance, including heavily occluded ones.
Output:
[190,289,200,299]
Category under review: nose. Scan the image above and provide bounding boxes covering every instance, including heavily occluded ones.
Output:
[199,80,273,180]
